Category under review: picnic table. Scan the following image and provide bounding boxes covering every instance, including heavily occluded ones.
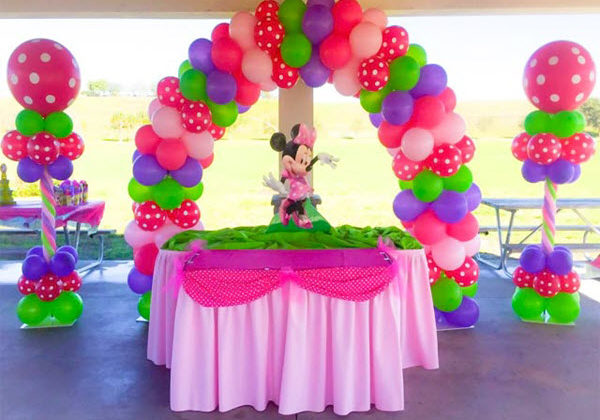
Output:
[478,198,600,276]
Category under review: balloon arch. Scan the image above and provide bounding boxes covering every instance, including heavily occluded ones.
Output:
[125,0,482,326]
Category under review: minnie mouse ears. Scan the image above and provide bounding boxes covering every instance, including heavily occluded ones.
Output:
[270,132,287,152]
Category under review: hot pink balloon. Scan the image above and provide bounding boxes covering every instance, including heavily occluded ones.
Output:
[333,59,361,96]
[151,107,185,139]
[361,8,387,30]
[7,39,81,116]
[431,112,466,146]
[431,237,466,271]
[242,48,273,84]
[401,128,434,162]
[413,211,447,246]
[182,130,215,160]
[124,220,156,249]
[230,11,258,51]
[147,98,163,119]
[349,22,382,58]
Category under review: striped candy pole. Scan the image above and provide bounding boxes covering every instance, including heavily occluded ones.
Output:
[40,167,57,262]
[541,178,557,255]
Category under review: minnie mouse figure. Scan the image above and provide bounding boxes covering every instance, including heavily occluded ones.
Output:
[263,123,338,229]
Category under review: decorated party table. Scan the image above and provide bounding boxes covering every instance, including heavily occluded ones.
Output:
[147,226,439,415]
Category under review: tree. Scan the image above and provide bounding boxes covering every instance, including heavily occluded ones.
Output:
[581,97,600,133]
[84,79,109,96]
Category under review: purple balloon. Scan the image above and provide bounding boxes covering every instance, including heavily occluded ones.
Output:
[393,190,429,222]
[382,91,414,125]
[22,254,48,281]
[132,150,141,163]
[546,248,573,275]
[307,0,334,7]
[133,154,167,186]
[188,38,215,74]
[170,157,203,188]
[465,183,482,212]
[521,159,547,183]
[47,156,73,180]
[127,267,153,294]
[519,244,546,274]
[569,164,581,183]
[302,5,334,44]
[410,64,448,98]
[17,157,43,183]
[207,70,237,104]
[237,103,250,114]
[57,245,78,263]
[431,191,468,224]
[443,296,480,327]
[369,112,383,128]
[547,159,575,184]
[50,251,76,276]
[26,246,44,258]
[300,50,331,88]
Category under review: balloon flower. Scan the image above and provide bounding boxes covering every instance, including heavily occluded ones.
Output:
[2,39,85,326]
[511,41,596,324]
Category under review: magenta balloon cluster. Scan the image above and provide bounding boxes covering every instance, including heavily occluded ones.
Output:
[511,41,596,324]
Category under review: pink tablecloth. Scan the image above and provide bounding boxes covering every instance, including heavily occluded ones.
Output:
[0,199,105,229]
[148,248,438,415]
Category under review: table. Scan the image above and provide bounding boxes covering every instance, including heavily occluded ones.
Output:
[479,198,600,275]
[147,247,438,415]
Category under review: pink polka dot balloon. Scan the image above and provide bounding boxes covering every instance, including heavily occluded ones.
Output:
[523,40,596,113]
[7,39,81,116]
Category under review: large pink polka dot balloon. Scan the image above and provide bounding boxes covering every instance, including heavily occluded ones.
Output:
[7,39,81,116]
[523,41,595,113]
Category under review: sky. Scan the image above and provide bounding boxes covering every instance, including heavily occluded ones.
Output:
[0,14,599,102]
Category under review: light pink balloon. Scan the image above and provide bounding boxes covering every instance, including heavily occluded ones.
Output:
[151,106,185,139]
[463,235,481,257]
[124,220,156,249]
[242,48,273,84]
[431,112,466,146]
[362,8,388,30]
[400,128,434,161]
[431,237,466,271]
[349,22,383,58]
[230,12,257,50]
[333,59,361,96]
[260,78,277,92]
[387,146,401,156]
[182,130,214,160]
[147,98,162,119]
[154,219,204,247]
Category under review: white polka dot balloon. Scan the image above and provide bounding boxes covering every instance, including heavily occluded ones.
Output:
[7,39,81,116]
[523,40,595,113]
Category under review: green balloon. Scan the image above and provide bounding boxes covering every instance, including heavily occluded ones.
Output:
[128,178,154,203]
[152,177,185,210]
[183,183,204,201]
[180,69,207,102]
[461,282,478,298]
[406,44,427,67]
[17,294,49,326]
[207,99,238,127]
[138,291,151,320]
[281,33,312,68]
[398,180,413,191]
[389,56,420,91]
[412,170,443,202]
[511,287,545,321]
[50,292,83,324]
[359,84,392,113]
[431,278,462,312]
[178,60,193,78]
[278,0,307,33]
[546,292,580,324]
[443,165,473,192]
[15,109,44,136]
[551,111,585,138]
[524,110,552,135]
[44,111,73,138]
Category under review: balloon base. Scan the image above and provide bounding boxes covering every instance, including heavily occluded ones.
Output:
[435,318,475,331]
[520,312,575,326]
[20,315,77,329]
[136,316,149,323]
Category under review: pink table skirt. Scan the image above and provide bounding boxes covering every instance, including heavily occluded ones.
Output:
[0,199,105,229]
[148,248,438,415]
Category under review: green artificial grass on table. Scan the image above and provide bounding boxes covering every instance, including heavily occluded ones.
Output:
[163,225,421,251]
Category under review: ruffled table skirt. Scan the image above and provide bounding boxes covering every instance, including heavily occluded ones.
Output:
[148,248,438,415]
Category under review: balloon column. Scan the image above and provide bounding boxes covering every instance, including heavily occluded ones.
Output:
[126,0,479,325]
[511,41,596,324]
[2,39,84,326]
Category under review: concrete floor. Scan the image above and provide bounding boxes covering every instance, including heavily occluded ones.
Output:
[0,260,599,420]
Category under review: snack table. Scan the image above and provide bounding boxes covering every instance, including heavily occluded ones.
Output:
[147,245,438,415]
